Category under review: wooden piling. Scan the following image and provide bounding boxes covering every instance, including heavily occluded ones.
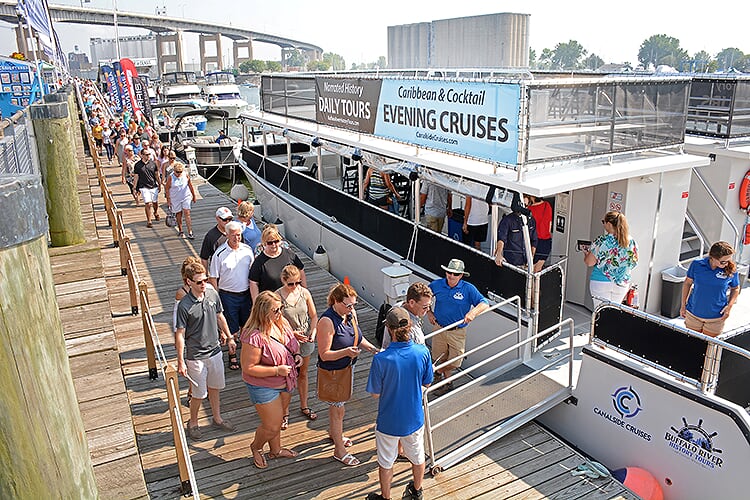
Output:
[29,101,85,247]
[0,175,98,499]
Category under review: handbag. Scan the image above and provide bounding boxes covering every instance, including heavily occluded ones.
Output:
[317,313,359,403]
[165,208,177,228]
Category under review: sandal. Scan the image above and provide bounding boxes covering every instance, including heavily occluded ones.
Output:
[333,452,360,466]
[281,414,289,430]
[300,407,318,421]
[329,436,353,447]
[252,448,267,469]
[228,352,240,370]
[268,447,298,459]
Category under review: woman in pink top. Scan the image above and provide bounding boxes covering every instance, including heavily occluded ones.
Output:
[240,291,301,469]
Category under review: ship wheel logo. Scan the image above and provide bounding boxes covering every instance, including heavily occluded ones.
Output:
[671,418,722,454]
[611,386,642,418]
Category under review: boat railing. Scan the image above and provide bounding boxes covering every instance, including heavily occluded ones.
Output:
[690,168,740,251]
[0,107,38,176]
[592,303,750,407]
[422,296,575,474]
[75,83,200,498]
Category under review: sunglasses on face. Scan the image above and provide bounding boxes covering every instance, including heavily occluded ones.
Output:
[191,278,207,285]
[286,281,302,287]
[272,306,283,314]
[343,301,357,309]
[447,272,462,277]
[265,240,281,245]
[220,217,232,222]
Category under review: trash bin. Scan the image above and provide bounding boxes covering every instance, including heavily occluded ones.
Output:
[447,207,464,242]
[661,265,687,318]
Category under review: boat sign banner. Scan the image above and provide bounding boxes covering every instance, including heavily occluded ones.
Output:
[316,77,382,133]
[375,79,520,165]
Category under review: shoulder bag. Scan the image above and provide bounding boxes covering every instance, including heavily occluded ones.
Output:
[317,313,359,403]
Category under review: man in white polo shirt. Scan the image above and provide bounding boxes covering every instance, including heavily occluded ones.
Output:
[209,221,254,370]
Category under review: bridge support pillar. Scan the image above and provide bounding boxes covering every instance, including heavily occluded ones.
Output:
[199,33,223,74]
[233,39,253,68]
[156,30,184,74]
[15,27,29,57]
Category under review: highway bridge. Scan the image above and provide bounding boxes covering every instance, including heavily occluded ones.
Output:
[0,1,323,73]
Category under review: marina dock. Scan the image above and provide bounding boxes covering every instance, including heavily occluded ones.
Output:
[55,139,637,498]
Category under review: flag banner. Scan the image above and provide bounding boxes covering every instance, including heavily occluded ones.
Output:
[112,60,133,116]
[132,76,153,125]
[100,65,122,112]
[119,58,143,119]
[19,0,54,59]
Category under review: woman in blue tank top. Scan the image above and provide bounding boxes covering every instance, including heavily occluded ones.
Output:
[317,283,378,466]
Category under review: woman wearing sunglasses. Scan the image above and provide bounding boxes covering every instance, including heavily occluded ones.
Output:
[240,291,302,469]
[680,241,740,337]
[317,283,379,466]
[250,225,306,301]
[276,265,319,428]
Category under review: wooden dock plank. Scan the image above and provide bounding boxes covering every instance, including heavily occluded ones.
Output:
[69,146,635,500]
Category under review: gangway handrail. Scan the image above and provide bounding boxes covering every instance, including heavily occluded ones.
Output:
[683,210,707,264]
[423,295,522,343]
[75,82,199,498]
[422,316,576,474]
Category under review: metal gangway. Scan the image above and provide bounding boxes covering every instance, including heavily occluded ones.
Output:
[422,296,575,475]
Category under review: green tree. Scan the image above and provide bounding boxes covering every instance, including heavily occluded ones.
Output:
[689,50,712,73]
[583,53,604,71]
[307,60,331,71]
[537,48,553,70]
[239,59,266,74]
[528,48,536,68]
[638,35,688,69]
[376,56,387,69]
[266,61,282,72]
[322,52,346,71]
[552,40,587,70]
[285,49,305,68]
[716,47,746,71]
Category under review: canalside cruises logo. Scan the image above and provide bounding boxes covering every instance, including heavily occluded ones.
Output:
[592,386,652,442]
[664,417,724,470]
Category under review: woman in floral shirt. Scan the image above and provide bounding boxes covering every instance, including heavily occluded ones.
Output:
[584,211,638,308]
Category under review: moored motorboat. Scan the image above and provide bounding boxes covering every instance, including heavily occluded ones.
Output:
[202,71,249,119]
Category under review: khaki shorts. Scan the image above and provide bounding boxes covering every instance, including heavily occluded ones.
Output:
[684,310,726,337]
[186,350,226,399]
[431,327,467,370]
[424,215,445,233]
[375,427,425,468]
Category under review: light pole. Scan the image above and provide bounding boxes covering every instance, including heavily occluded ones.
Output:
[113,0,121,61]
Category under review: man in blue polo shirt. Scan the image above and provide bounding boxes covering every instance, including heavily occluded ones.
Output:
[366,307,433,500]
[427,259,489,391]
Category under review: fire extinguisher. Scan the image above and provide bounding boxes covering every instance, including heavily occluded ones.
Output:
[624,284,640,309]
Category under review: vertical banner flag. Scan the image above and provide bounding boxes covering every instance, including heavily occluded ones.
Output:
[100,65,122,112]
[119,58,143,119]
[132,76,153,124]
[112,60,133,116]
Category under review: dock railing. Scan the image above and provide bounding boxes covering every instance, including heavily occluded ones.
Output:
[75,83,199,498]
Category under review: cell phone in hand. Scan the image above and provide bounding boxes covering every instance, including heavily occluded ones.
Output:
[576,239,592,252]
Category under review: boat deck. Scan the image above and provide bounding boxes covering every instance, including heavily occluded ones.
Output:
[64,147,637,498]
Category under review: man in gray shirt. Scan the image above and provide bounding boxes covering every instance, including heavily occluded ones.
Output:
[420,181,452,233]
[175,262,236,440]
[381,282,433,349]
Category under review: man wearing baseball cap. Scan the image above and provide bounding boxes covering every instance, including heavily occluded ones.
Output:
[427,258,489,392]
[366,307,433,500]
[200,207,233,272]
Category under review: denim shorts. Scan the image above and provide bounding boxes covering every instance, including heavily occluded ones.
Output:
[245,382,286,405]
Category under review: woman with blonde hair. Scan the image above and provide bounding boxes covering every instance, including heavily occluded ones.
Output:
[276,265,318,427]
[240,291,301,469]
[317,283,379,466]
[584,211,638,308]
[237,201,262,252]
[249,224,306,300]
[680,241,740,337]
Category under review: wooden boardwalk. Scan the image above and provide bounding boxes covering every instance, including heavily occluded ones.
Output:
[66,144,637,499]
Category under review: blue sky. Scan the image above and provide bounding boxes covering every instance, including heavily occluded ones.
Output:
[2,0,749,67]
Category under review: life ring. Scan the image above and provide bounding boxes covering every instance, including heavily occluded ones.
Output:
[739,169,750,210]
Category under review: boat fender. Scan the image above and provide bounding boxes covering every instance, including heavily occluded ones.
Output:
[229,183,249,201]
[740,169,750,210]
[313,245,330,272]
[375,302,392,348]
[274,218,285,238]
[612,467,663,500]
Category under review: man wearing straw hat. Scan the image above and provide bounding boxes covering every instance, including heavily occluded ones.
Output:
[427,259,489,392]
